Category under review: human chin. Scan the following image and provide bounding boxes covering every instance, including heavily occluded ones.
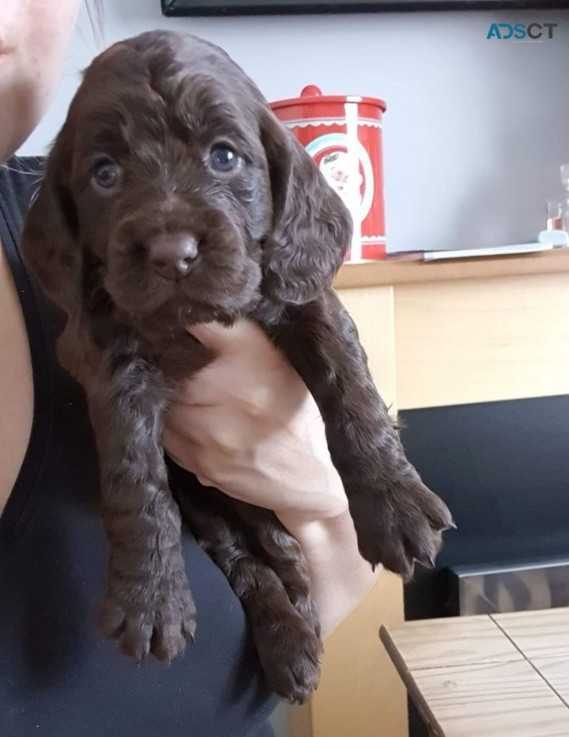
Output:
[0,68,52,161]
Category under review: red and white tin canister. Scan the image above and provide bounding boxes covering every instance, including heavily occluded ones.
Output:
[270,85,387,261]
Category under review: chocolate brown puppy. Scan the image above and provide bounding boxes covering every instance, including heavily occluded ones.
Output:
[22,30,453,703]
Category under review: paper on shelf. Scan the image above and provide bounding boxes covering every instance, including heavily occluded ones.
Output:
[423,242,553,262]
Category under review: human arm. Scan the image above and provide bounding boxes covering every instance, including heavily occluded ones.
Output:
[162,319,380,637]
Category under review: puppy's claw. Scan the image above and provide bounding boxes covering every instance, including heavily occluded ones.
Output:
[424,552,437,568]
[352,475,452,578]
[255,617,322,704]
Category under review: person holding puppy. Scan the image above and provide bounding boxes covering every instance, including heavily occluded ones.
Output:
[0,2,379,736]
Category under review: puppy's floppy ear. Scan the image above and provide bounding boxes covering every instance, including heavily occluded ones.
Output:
[260,109,352,305]
[21,129,81,314]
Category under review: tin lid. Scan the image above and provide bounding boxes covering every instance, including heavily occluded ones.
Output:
[270,85,387,112]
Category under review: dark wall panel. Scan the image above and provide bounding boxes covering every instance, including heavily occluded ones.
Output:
[401,395,569,621]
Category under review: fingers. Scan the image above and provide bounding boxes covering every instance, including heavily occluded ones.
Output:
[180,319,283,407]
[186,319,265,355]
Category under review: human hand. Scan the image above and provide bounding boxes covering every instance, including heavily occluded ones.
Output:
[163,319,348,523]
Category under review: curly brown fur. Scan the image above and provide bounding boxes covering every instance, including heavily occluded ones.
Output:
[21,30,452,702]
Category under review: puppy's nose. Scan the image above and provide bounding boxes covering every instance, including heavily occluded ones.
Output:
[147,232,198,280]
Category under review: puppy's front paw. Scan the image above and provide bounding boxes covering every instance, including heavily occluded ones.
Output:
[99,567,197,663]
[254,616,322,705]
[352,474,454,581]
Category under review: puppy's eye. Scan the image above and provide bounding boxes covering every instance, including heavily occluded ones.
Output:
[209,145,239,173]
[92,159,120,191]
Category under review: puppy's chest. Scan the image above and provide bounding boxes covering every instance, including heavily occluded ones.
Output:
[148,333,213,383]
[58,296,290,395]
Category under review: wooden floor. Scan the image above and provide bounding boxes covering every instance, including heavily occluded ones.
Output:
[381,608,569,737]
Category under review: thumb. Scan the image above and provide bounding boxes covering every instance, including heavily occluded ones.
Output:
[186,319,260,354]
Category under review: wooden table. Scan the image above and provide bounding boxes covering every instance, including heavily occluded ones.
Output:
[380,608,569,737]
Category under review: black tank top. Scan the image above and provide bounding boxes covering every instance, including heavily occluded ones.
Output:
[0,157,276,737]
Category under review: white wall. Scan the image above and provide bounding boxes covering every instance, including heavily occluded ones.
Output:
[20,2,569,253]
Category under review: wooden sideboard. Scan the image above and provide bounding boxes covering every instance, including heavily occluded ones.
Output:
[288,249,569,737]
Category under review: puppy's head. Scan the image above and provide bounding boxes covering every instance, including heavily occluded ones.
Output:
[23,31,352,327]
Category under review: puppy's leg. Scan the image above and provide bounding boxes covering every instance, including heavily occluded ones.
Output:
[263,291,453,580]
[88,351,196,663]
[172,477,321,704]
[233,502,321,639]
